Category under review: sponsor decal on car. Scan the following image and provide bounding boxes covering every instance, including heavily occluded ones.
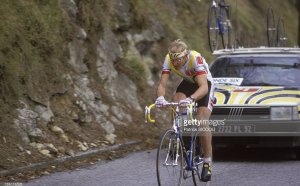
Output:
[214,86,300,105]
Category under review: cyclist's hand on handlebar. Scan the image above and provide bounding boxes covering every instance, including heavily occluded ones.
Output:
[179,97,193,107]
[155,96,168,107]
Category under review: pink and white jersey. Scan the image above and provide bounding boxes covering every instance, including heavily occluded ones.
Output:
[162,50,213,84]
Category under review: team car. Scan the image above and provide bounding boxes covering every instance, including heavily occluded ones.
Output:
[209,47,300,159]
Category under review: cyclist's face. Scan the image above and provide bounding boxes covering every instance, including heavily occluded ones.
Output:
[171,56,185,69]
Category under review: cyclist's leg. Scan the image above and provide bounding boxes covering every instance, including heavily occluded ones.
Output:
[173,92,186,102]
[194,80,214,161]
[173,79,192,102]
[173,79,199,103]
[195,107,213,182]
[173,80,190,116]
[193,81,214,182]
[196,107,212,160]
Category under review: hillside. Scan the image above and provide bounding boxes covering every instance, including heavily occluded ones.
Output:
[0,0,299,181]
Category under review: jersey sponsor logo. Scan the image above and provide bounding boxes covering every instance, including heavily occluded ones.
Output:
[197,56,203,64]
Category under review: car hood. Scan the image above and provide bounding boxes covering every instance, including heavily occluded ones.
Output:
[214,85,300,106]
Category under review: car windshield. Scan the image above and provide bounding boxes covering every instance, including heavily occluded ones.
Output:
[210,56,300,86]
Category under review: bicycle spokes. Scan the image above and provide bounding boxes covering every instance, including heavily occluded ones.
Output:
[157,129,183,186]
[164,139,180,166]
[208,6,219,52]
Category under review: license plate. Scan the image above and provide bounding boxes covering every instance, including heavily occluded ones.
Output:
[214,125,255,133]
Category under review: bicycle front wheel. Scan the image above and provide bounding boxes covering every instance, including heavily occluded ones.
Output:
[156,129,183,186]
[208,6,219,52]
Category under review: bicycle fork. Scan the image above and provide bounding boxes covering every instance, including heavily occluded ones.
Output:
[164,138,180,166]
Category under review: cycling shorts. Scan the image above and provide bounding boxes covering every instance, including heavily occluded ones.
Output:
[175,79,215,111]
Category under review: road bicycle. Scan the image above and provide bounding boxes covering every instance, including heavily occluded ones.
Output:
[145,102,210,186]
[208,0,233,52]
[266,6,288,47]
[276,16,288,47]
[266,6,276,47]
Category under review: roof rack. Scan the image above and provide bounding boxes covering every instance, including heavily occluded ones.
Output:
[212,46,300,56]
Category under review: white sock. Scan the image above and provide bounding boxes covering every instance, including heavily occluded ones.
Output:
[204,157,212,164]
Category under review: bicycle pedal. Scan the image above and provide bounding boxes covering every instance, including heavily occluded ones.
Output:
[196,161,203,165]
[194,156,204,165]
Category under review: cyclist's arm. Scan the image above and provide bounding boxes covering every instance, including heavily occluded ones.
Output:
[190,55,209,100]
[191,75,208,100]
[156,73,169,97]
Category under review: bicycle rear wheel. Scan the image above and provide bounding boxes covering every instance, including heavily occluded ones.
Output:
[156,129,183,186]
[208,6,219,52]
[267,6,276,47]
[220,7,232,49]
[276,16,288,47]
[191,136,205,186]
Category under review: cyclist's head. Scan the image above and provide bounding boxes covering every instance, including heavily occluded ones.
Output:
[168,39,188,60]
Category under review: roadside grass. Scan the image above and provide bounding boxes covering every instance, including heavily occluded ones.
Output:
[0,0,72,102]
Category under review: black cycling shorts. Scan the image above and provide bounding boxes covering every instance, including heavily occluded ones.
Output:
[175,79,214,110]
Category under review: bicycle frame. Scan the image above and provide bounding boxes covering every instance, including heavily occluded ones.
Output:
[213,0,229,35]
[208,0,232,52]
[145,103,202,171]
[181,131,198,171]
[171,108,197,170]
[211,0,222,35]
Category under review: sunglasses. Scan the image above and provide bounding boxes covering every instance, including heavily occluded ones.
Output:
[171,57,184,64]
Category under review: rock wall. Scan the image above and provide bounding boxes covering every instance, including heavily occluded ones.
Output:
[9,0,167,160]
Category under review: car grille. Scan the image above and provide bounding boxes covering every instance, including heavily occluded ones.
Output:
[212,107,270,121]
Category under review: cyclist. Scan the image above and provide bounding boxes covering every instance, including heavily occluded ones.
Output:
[155,39,215,182]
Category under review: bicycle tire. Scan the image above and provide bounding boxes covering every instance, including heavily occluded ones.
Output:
[156,129,183,186]
[191,136,204,185]
[208,6,219,52]
[267,6,276,47]
[220,7,232,49]
[276,16,288,47]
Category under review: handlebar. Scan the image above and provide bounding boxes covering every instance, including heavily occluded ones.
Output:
[144,102,196,124]
[145,103,156,123]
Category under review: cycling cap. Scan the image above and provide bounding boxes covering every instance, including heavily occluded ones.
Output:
[169,49,187,60]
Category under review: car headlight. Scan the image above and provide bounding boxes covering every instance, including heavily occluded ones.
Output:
[270,107,299,120]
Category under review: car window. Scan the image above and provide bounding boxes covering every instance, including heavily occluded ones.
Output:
[210,57,300,86]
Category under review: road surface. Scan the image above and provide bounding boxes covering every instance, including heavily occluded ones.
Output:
[24,147,300,186]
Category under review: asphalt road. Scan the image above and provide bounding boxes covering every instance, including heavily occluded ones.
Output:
[24,147,300,186]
